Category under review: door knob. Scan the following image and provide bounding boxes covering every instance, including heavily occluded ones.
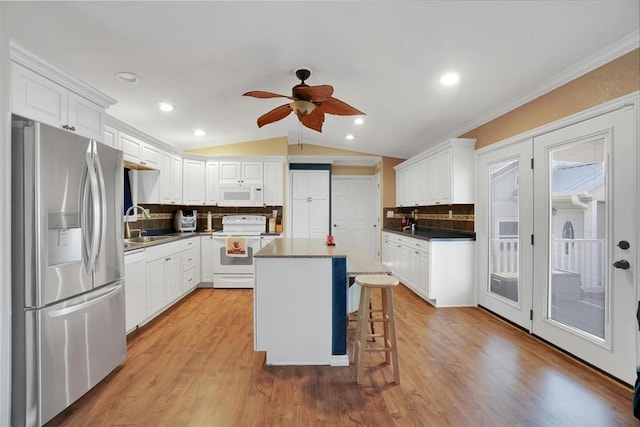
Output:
[612,260,630,270]
[617,240,630,250]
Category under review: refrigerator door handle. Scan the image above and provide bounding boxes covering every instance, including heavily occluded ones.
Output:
[80,153,92,273]
[47,285,122,318]
[85,149,101,274]
[92,143,108,273]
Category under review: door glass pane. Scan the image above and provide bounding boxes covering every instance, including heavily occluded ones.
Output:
[548,139,606,339]
[489,159,520,303]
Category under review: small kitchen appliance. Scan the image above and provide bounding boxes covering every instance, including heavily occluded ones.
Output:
[175,209,197,232]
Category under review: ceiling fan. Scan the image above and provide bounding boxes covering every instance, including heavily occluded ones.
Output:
[243,69,365,133]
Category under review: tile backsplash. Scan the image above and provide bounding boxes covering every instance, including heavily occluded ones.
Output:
[126,205,283,233]
[383,204,474,232]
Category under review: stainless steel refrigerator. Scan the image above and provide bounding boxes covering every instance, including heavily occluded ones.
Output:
[11,116,126,426]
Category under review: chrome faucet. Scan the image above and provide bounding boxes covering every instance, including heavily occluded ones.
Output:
[124,205,151,238]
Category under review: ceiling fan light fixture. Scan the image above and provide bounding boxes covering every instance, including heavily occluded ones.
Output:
[289,100,316,116]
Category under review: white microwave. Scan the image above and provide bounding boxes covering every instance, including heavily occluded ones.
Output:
[218,184,264,207]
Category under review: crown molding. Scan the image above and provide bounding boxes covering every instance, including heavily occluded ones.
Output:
[9,40,117,108]
[450,30,640,141]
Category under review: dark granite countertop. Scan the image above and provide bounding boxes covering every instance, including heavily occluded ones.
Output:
[382,227,475,241]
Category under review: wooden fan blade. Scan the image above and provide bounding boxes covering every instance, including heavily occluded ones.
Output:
[300,108,325,133]
[317,97,365,116]
[257,104,292,128]
[243,90,292,100]
[295,85,334,102]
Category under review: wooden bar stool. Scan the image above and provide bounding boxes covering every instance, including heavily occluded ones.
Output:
[352,274,400,385]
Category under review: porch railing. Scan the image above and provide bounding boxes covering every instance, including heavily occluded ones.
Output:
[490,238,605,290]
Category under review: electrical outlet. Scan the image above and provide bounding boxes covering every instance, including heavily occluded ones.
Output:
[386,210,394,218]
[448,209,453,219]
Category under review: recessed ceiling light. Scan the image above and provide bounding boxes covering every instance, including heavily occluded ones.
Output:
[193,129,206,137]
[115,72,140,84]
[440,72,460,86]
[354,117,364,125]
[346,134,355,140]
[159,102,174,112]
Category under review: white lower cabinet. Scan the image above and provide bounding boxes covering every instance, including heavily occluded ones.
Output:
[260,234,280,248]
[200,235,214,285]
[181,237,200,291]
[124,250,147,333]
[123,237,201,330]
[164,255,183,304]
[381,231,473,307]
[146,257,167,318]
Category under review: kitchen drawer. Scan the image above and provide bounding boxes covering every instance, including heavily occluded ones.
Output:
[183,268,196,290]
[409,239,429,253]
[144,240,181,261]
[182,248,196,271]
[180,236,198,250]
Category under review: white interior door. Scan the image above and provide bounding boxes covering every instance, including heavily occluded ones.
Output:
[331,176,376,256]
[532,106,637,384]
[476,139,534,329]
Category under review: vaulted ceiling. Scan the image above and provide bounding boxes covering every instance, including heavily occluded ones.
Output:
[4,1,639,158]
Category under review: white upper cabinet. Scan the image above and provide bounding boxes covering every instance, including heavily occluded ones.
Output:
[11,62,105,141]
[160,151,183,204]
[263,161,284,206]
[121,132,160,169]
[10,43,115,141]
[103,125,123,150]
[219,161,263,185]
[395,158,427,207]
[205,161,219,205]
[426,139,475,205]
[183,158,205,205]
[396,138,475,207]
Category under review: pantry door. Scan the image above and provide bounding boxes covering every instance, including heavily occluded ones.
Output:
[532,105,637,384]
[331,176,376,257]
[476,139,534,330]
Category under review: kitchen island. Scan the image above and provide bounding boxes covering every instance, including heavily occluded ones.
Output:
[254,238,390,366]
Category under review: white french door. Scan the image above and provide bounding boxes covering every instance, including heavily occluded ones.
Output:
[476,139,534,329]
[532,106,637,384]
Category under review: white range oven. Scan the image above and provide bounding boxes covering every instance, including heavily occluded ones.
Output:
[212,215,266,288]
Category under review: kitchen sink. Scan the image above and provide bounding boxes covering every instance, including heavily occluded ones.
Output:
[125,235,172,244]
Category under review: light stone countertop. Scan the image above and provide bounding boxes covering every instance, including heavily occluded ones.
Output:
[255,238,391,276]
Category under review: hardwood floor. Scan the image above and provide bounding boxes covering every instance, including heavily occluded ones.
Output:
[47,285,635,426]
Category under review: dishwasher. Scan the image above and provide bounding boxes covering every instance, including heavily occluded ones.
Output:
[124,249,147,333]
